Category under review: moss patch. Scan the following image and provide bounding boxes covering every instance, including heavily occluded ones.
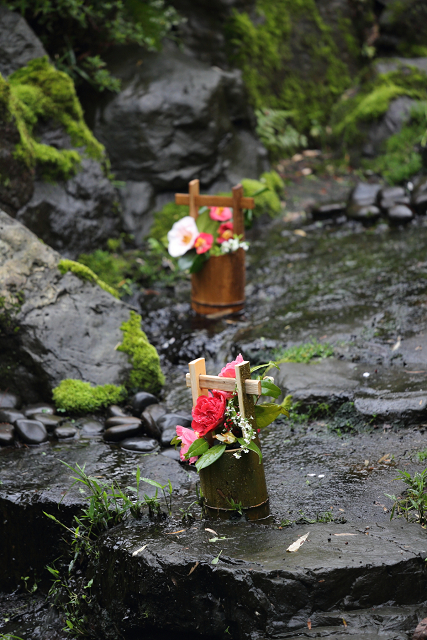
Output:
[274,340,334,364]
[1,57,105,181]
[52,379,126,413]
[117,311,164,394]
[58,259,119,298]
[242,170,284,218]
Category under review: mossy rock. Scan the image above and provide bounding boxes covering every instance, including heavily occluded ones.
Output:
[242,171,284,218]
[58,259,119,298]
[118,311,165,395]
[52,379,126,413]
[379,0,427,57]
[0,57,105,181]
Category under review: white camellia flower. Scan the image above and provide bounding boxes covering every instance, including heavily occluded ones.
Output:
[167,216,199,257]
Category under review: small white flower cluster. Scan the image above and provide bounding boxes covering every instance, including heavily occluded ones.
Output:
[224,401,256,459]
[221,238,249,254]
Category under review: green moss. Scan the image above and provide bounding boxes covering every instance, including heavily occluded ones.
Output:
[58,259,119,298]
[1,57,105,181]
[117,311,164,394]
[274,340,334,363]
[52,379,126,413]
[77,250,129,289]
[242,171,284,217]
[228,0,356,131]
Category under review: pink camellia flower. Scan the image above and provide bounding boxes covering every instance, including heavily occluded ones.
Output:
[209,206,232,222]
[192,391,226,437]
[217,222,234,244]
[194,232,213,254]
[176,425,199,463]
[218,353,244,378]
[167,216,199,257]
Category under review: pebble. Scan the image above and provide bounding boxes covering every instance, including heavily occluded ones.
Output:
[24,403,54,418]
[55,425,78,439]
[0,391,21,409]
[161,426,181,448]
[105,416,141,428]
[141,404,167,440]
[120,437,159,452]
[103,423,142,442]
[347,204,381,222]
[157,413,192,433]
[160,448,181,462]
[32,413,64,432]
[15,419,48,445]
[387,204,413,223]
[0,409,25,425]
[80,419,105,436]
[107,405,127,418]
[132,391,158,416]
[311,202,346,221]
[0,423,14,446]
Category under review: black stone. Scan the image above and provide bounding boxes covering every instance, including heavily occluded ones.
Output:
[105,416,141,428]
[311,202,346,221]
[160,448,181,462]
[0,423,14,446]
[103,423,143,442]
[132,391,159,416]
[387,204,414,223]
[141,404,167,440]
[120,437,159,452]
[349,182,382,206]
[412,192,427,215]
[0,391,21,409]
[347,203,381,222]
[15,419,48,445]
[161,426,181,448]
[24,403,54,418]
[81,419,105,436]
[0,409,25,425]
[54,425,78,439]
[32,413,64,432]
[378,186,408,211]
[107,405,127,418]
[157,413,192,433]
[0,5,47,77]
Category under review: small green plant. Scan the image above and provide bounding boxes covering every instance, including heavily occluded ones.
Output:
[21,574,38,594]
[256,108,308,158]
[0,635,24,640]
[386,469,427,526]
[226,497,244,516]
[274,340,334,364]
[139,477,173,516]
[415,449,427,463]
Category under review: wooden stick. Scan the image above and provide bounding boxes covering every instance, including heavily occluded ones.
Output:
[175,193,255,210]
[188,357,208,406]
[232,183,244,239]
[185,373,261,395]
[235,361,255,423]
[189,179,200,219]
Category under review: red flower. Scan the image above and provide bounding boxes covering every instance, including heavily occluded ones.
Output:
[192,391,226,437]
[217,222,234,244]
[194,232,213,254]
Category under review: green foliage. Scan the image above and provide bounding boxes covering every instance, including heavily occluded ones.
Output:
[415,449,427,463]
[242,171,284,218]
[6,0,181,92]
[386,468,427,526]
[117,310,165,394]
[77,249,129,289]
[331,67,427,149]
[362,101,427,184]
[58,258,119,298]
[274,339,334,363]
[256,108,308,158]
[228,0,355,132]
[1,57,105,181]
[150,202,189,243]
[52,379,126,413]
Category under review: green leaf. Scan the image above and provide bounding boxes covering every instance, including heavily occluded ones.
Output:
[141,477,164,489]
[260,379,281,398]
[186,437,209,458]
[236,438,263,463]
[195,445,226,472]
[281,394,292,413]
[211,550,223,565]
[170,435,181,446]
[189,252,209,274]
[250,361,279,374]
[196,209,219,236]
[255,403,282,428]
[177,250,197,271]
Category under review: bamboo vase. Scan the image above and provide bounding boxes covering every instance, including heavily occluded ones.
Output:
[191,248,245,316]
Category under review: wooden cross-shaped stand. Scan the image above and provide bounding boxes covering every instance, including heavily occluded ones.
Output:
[186,357,260,429]
[175,179,255,239]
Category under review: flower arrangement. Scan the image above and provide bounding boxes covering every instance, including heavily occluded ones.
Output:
[172,355,291,471]
[167,206,249,273]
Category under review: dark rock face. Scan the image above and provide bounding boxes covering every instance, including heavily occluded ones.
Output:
[120,436,159,452]
[132,391,158,416]
[0,6,47,78]
[14,419,47,445]
[363,97,419,157]
[0,424,14,446]
[0,210,132,399]
[16,159,120,259]
[0,115,34,217]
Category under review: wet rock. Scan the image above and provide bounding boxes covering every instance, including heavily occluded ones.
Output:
[0,391,21,409]
[0,409,25,425]
[103,423,143,442]
[364,97,419,157]
[378,186,409,211]
[120,436,159,452]
[354,392,427,425]
[0,5,48,78]
[14,419,48,445]
[105,416,141,428]
[347,183,382,222]
[32,413,65,432]
[24,403,54,418]
[311,202,347,221]
[387,204,414,223]
[411,177,427,215]
[80,419,105,436]
[54,424,78,439]
[107,405,127,418]
[0,424,14,446]
[347,203,381,222]
[157,413,193,433]
[132,391,159,416]
[141,404,167,440]
[414,617,427,640]
[160,448,181,462]
[161,426,180,447]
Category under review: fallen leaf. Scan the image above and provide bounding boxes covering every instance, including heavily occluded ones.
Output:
[294,229,307,237]
[132,544,147,556]
[338,509,345,512]
[165,529,185,535]
[205,528,218,535]
[378,454,391,463]
[307,619,312,629]
[286,532,309,552]
[342,619,347,628]
[188,561,199,576]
